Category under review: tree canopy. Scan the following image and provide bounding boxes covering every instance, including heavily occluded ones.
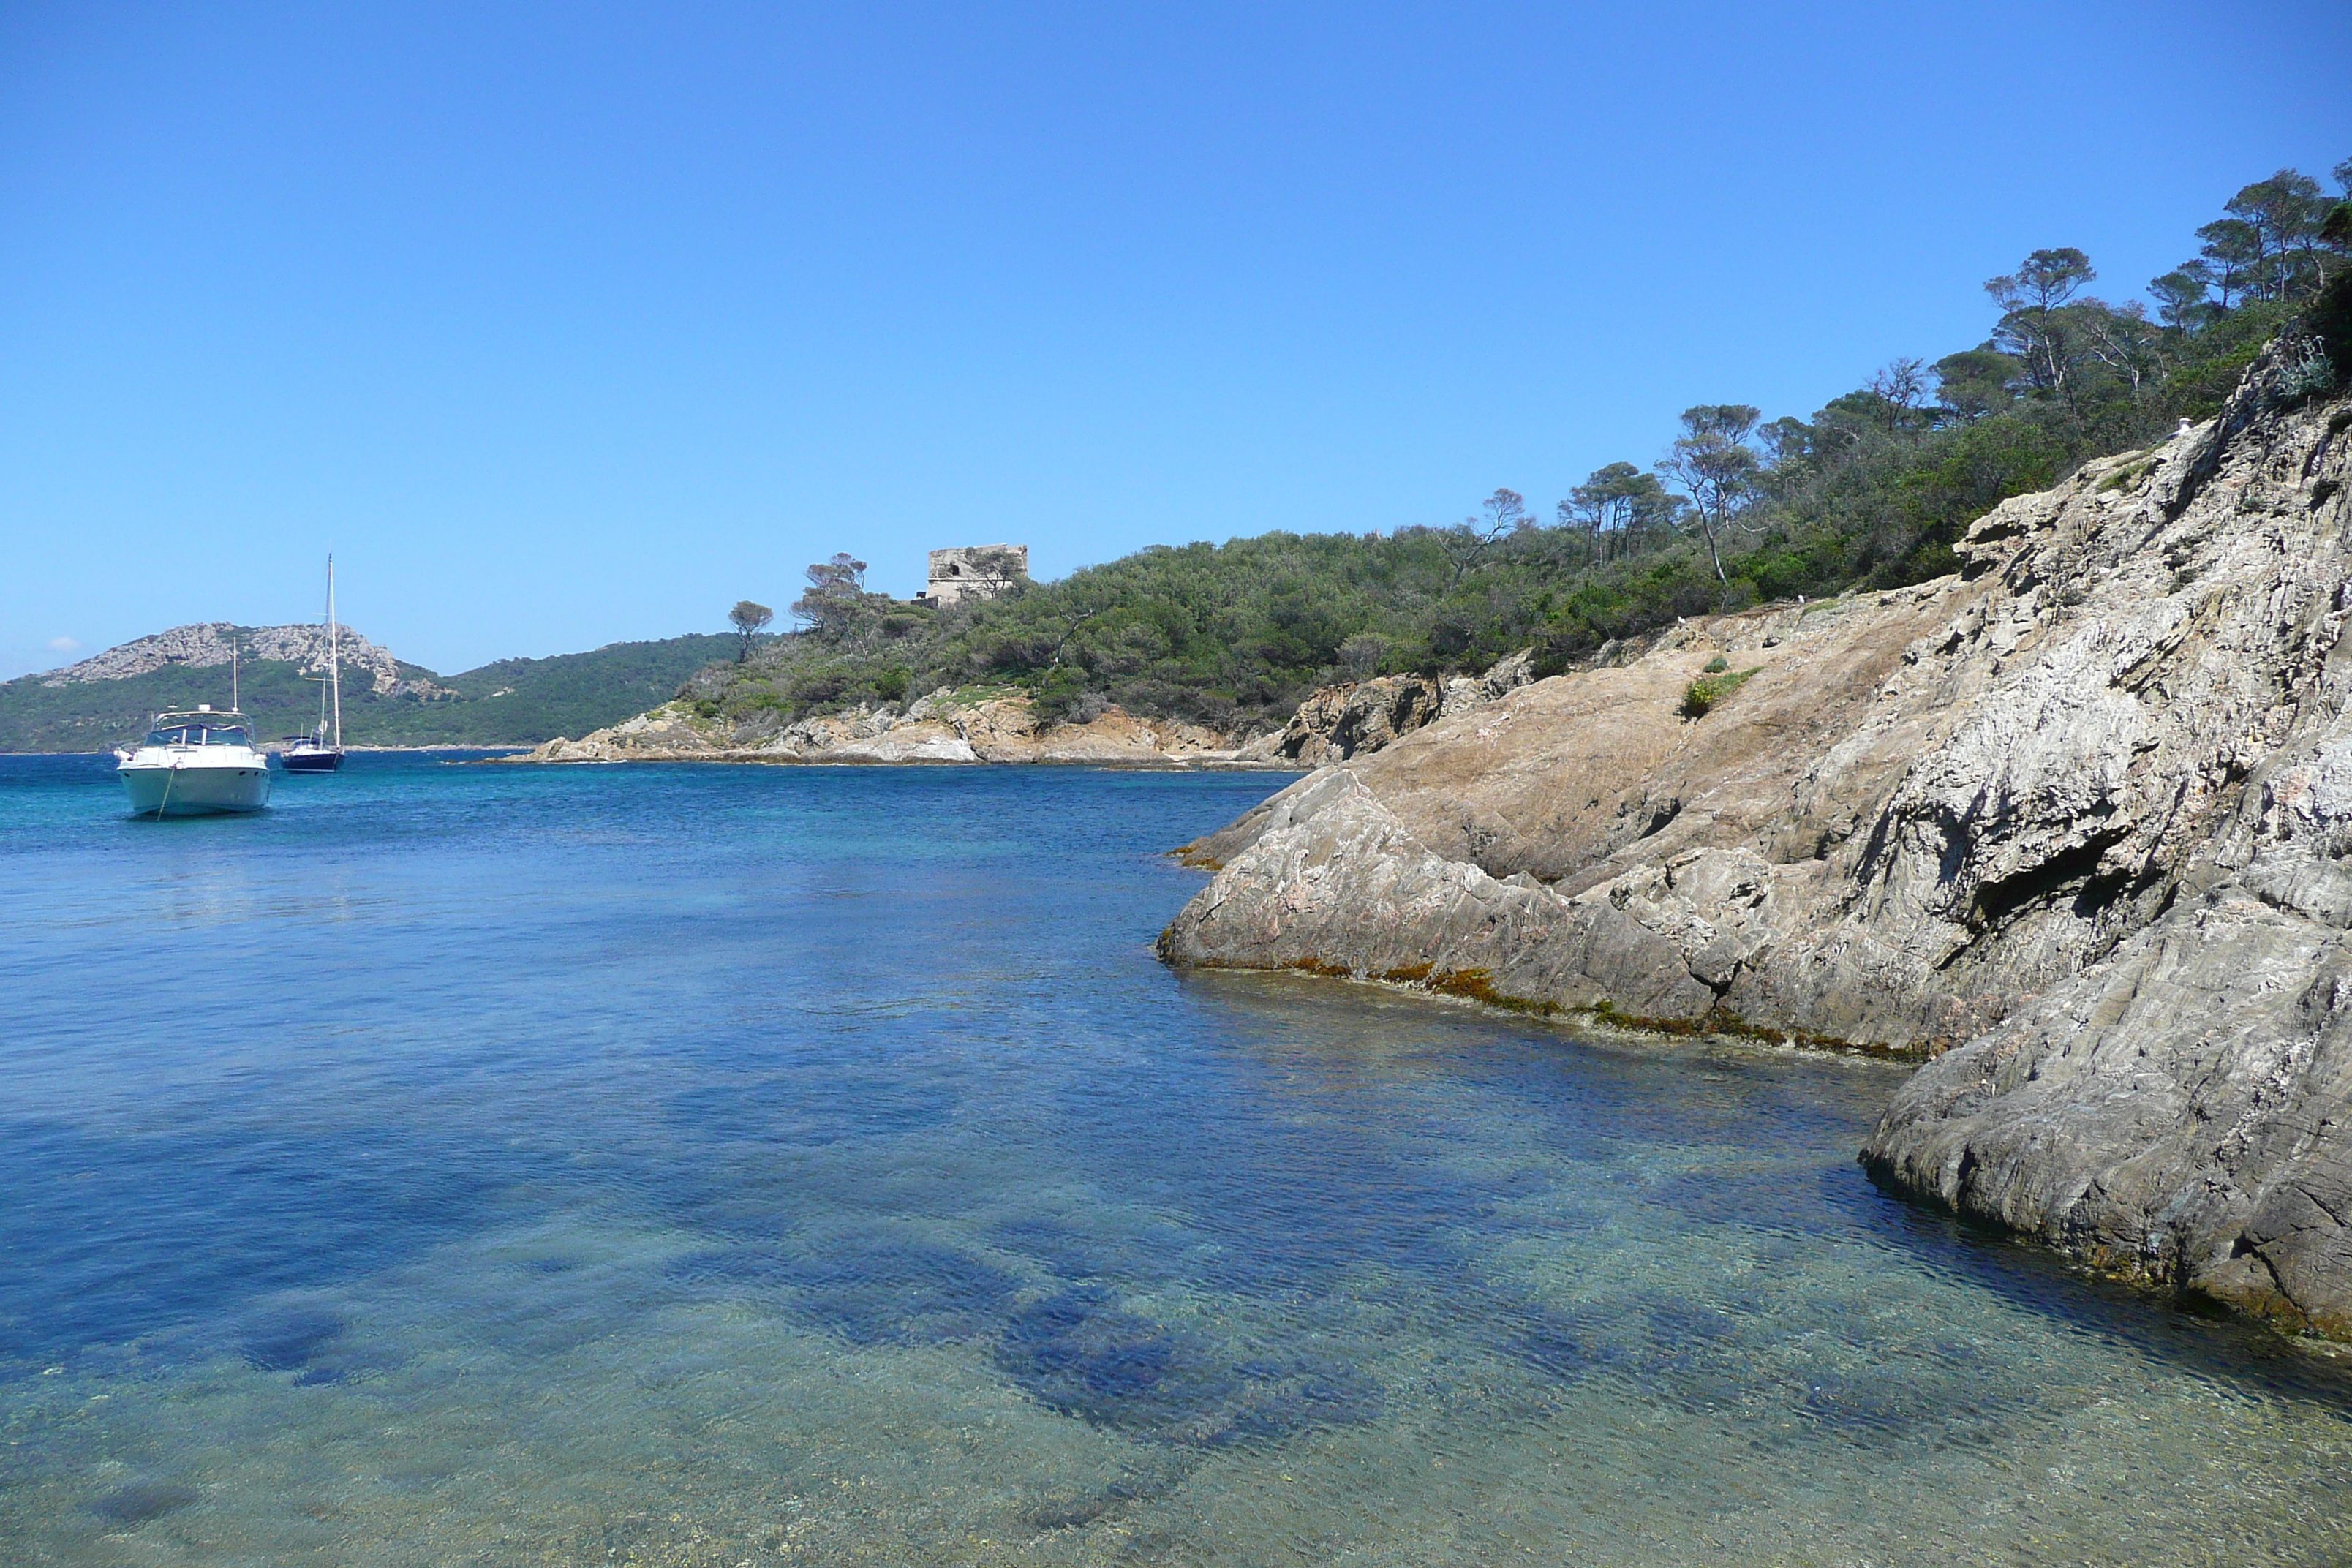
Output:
[727,600,774,661]
[686,156,2352,739]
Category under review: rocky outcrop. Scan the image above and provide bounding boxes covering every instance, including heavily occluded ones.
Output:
[513,689,1254,767]
[1164,573,2016,1050]
[1262,674,1443,766]
[1444,644,1542,713]
[40,622,450,701]
[1241,647,1542,767]
[1162,345,2352,1332]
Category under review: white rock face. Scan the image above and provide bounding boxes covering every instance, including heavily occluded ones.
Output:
[1162,344,2352,1333]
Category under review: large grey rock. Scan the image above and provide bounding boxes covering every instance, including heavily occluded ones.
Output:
[1164,350,2352,1330]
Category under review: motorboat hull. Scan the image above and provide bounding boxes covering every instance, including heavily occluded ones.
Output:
[278,747,344,773]
[118,761,274,816]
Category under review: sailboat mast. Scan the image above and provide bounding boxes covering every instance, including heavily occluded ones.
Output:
[231,632,240,712]
[328,555,342,749]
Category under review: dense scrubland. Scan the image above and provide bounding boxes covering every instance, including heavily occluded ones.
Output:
[712,159,2351,735]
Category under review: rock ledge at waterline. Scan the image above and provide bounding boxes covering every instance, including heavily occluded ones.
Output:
[1160,346,2352,1335]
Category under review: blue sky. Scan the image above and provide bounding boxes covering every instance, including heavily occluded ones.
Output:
[4,1,2347,679]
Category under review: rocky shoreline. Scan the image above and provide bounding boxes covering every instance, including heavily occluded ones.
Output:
[489,339,2352,1336]
[501,687,1273,767]
[500,649,1544,770]
[1158,342,2352,1337]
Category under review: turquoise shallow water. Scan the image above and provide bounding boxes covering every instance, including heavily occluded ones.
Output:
[4,753,2351,1567]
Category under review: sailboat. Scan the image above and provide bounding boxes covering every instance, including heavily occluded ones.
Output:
[116,634,274,816]
[279,556,345,773]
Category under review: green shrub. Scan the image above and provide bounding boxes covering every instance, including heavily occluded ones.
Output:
[1030,666,1088,723]
[1703,655,1728,673]
[1682,666,1760,717]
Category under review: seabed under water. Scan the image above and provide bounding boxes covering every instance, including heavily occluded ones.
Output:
[4,753,2348,1566]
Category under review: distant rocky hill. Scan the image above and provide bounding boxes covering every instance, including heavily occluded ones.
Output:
[0,625,740,751]
[35,621,449,701]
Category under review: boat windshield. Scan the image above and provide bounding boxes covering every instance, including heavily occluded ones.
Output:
[146,724,254,747]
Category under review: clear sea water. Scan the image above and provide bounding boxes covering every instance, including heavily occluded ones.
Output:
[4,752,2351,1567]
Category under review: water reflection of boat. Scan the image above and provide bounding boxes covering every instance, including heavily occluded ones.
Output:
[117,705,274,815]
[279,556,345,773]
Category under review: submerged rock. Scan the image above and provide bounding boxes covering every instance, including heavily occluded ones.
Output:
[1164,341,2352,1332]
[88,1482,199,1524]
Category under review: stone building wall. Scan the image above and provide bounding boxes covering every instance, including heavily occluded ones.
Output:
[922,545,1028,606]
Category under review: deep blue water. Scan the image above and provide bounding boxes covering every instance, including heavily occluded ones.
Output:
[4,751,2351,1565]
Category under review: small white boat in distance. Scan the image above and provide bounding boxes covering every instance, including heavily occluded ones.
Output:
[117,705,274,816]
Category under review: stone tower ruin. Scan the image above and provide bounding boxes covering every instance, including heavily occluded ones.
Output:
[921,545,1028,606]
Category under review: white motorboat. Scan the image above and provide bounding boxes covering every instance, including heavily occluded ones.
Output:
[117,706,275,815]
[116,636,272,815]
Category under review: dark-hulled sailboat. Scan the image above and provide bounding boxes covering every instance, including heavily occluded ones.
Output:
[279,556,345,773]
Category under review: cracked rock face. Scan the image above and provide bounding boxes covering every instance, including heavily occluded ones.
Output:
[1271,674,1444,767]
[1163,349,2352,1332]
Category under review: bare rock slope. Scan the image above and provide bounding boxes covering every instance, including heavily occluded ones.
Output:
[1162,350,2352,1333]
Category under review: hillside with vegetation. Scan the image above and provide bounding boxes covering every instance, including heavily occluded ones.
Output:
[399,636,744,745]
[691,159,2352,739]
[0,633,739,751]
